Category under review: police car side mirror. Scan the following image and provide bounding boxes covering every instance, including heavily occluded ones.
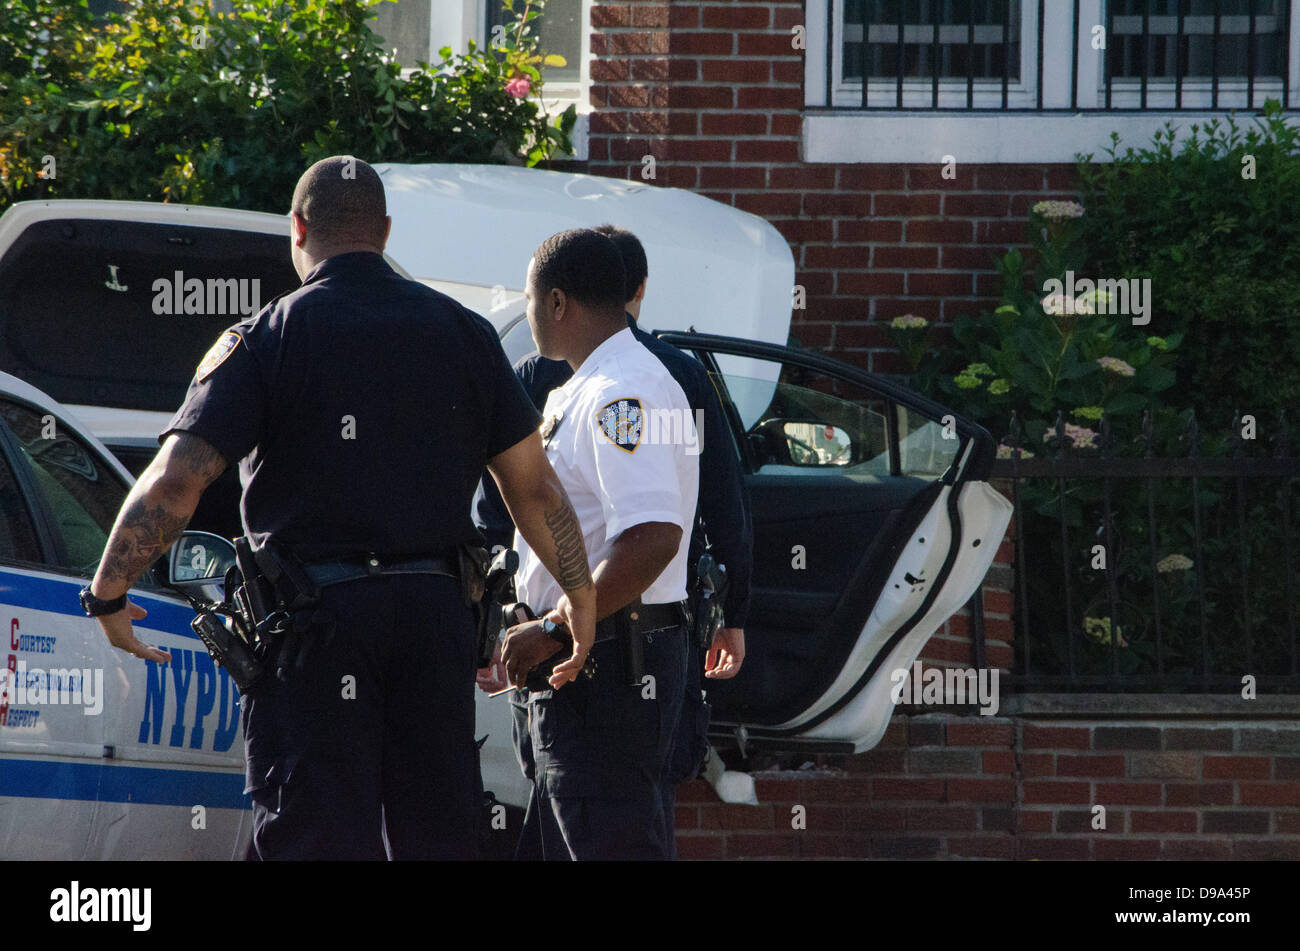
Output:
[169,531,238,586]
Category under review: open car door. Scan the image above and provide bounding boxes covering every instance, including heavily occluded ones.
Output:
[657,333,1013,755]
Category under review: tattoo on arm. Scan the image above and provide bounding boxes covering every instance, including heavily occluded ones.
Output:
[97,498,192,588]
[170,433,229,488]
[94,433,226,591]
[544,498,590,593]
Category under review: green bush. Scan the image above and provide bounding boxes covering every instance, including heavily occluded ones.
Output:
[901,202,1185,466]
[1077,102,1300,426]
[911,131,1300,687]
[0,0,576,212]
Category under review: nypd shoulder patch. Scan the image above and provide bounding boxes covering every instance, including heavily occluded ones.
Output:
[196,331,241,382]
[596,397,643,453]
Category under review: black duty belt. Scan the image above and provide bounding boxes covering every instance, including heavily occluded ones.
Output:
[595,600,688,641]
[303,553,458,589]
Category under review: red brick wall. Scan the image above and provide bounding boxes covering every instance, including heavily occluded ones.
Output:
[585,0,1081,374]
[675,714,1300,860]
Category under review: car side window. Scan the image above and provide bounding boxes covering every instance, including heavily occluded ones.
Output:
[897,405,962,478]
[0,449,42,564]
[0,400,129,576]
[711,355,962,479]
[713,358,891,475]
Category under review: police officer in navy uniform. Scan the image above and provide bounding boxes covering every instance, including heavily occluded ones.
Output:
[484,228,701,860]
[474,224,751,859]
[84,156,596,860]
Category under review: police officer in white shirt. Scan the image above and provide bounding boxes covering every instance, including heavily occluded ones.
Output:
[499,229,698,860]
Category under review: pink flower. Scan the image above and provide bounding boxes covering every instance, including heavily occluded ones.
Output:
[505,76,531,99]
[1046,423,1099,450]
[1096,356,1136,377]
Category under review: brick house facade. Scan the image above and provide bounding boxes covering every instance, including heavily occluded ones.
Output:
[582,0,1081,373]
[569,0,1300,861]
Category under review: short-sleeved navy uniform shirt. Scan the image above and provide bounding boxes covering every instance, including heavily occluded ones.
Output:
[163,252,540,562]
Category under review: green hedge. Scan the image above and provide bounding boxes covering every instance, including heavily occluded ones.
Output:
[1078,102,1300,428]
[898,105,1300,686]
[0,0,575,213]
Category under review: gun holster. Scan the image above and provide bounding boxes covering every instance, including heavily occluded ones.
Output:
[464,545,519,669]
[243,537,325,683]
[690,553,729,650]
[190,571,265,693]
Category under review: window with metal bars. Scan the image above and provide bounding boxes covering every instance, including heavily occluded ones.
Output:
[843,0,1022,84]
[1106,0,1291,108]
[828,0,1298,110]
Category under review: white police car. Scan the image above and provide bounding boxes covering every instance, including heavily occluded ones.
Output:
[0,371,250,859]
[0,165,1012,856]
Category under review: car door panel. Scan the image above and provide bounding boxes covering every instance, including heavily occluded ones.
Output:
[0,566,110,860]
[716,476,941,722]
[799,479,1013,749]
[656,332,1010,753]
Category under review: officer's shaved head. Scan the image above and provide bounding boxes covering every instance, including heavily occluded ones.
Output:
[592,224,647,306]
[530,228,626,319]
[290,155,388,249]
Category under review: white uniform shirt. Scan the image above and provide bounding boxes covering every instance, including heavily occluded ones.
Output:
[514,327,700,613]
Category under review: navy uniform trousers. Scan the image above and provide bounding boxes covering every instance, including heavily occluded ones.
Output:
[659,638,711,861]
[513,622,687,861]
[241,574,480,860]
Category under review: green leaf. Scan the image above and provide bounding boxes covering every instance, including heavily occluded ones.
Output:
[1105,393,1148,415]
[1137,365,1176,392]
[1058,360,1099,381]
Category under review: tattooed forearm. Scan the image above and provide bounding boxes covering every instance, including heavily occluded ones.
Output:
[544,499,591,593]
[92,433,225,596]
[96,497,193,589]
[169,433,229,487]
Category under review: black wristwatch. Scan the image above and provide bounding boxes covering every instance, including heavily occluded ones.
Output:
[79,586,127,617]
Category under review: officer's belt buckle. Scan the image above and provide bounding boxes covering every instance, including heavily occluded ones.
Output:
[365,553,383,577]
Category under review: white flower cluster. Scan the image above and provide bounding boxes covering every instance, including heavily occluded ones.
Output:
[1032,200,1085,222]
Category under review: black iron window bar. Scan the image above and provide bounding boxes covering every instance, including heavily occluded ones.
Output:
[830,0,1295,112]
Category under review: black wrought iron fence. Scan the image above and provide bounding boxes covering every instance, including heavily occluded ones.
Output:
[967,408,1299,691]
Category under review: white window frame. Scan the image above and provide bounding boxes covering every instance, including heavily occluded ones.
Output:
[804,0,1300,164]
[430,0,591,159]
[828,0,1040,110]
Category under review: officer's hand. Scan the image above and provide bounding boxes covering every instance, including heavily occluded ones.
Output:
[501,619,565,690]
[547,586,596,689]
[704,627,744,679]
[96,600,172,664]
[476,639,509,694]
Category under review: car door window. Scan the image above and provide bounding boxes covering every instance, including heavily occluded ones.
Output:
[712,357,961,479]
[897,405,962,478]
[0,449,42,564]
[721,370,890,474]
[0,400,128,575]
